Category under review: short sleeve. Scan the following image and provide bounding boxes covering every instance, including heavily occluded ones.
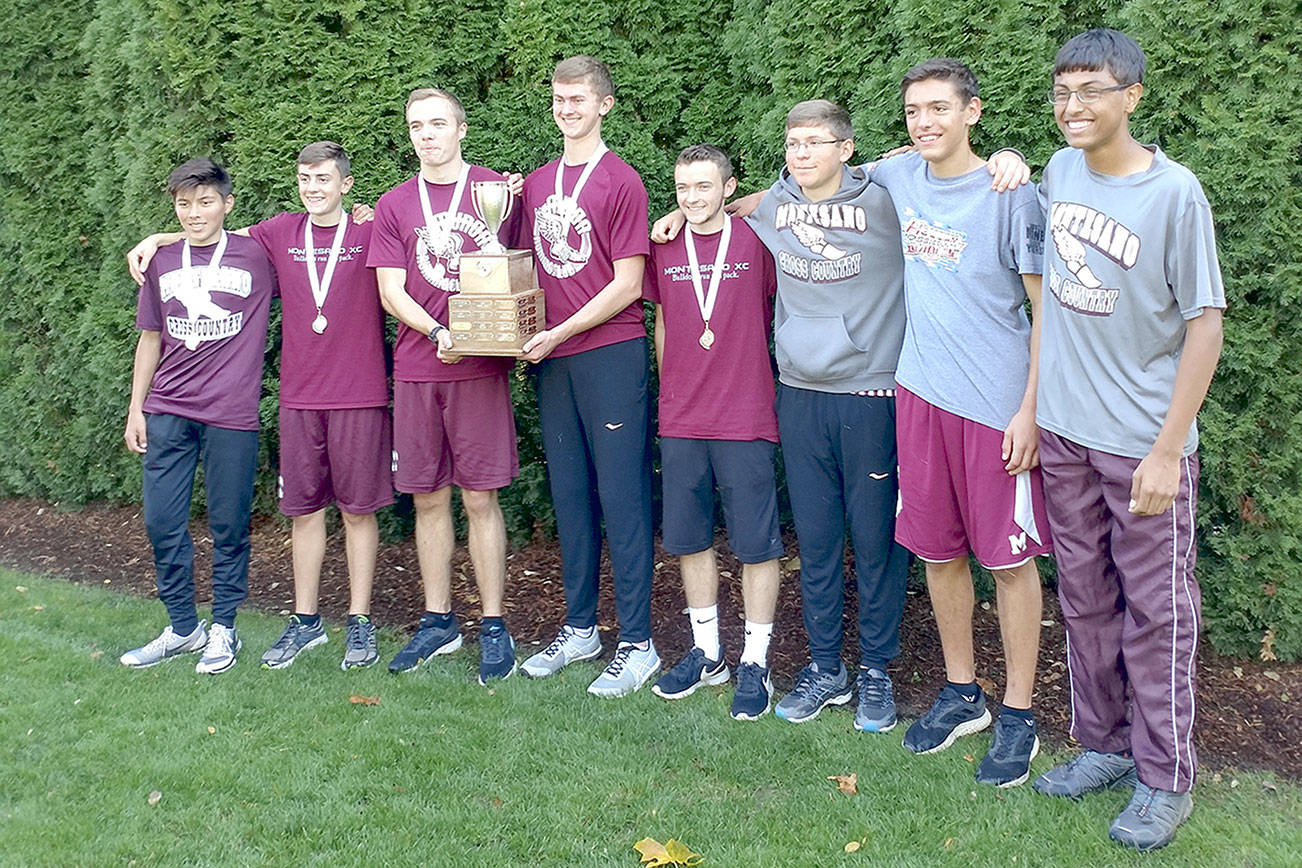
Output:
[607,170,650,262]
[365,192,409,269]
[1167,193,1227,318]
[135,268,162,331]
[642,245,661,303]
[1008,193,1046,276]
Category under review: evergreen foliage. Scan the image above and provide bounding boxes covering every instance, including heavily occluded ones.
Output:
[0,0,1297,657]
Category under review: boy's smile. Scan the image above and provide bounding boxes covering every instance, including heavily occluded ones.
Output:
[675,161,736,233]
[173,184,233,246]
[903,79,981,173]
[552,81,612,145]
[407,97,466,177]
[297,160,353,225]
[1053,69,1141,154]
[784,125,853,202]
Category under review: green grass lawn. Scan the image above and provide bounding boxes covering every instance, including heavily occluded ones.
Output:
[1,570,1298,867]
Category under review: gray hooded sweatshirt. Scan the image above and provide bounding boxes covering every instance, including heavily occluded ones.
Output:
[748,165,905,393]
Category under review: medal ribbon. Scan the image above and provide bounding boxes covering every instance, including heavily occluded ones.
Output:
[304,214,348,317]
[551,141,608,238]
[180,230,229,305]
[418,162,471,253]
[684,216,733,330]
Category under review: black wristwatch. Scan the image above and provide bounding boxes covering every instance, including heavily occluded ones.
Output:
[428,324,447,343]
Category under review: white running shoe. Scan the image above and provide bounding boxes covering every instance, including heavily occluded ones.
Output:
[587,640,661,698]
[196,623,241,674]
[120,621,208,668]
[521,625,603,678]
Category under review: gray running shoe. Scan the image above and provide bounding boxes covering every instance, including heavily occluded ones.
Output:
[341,615,378,670]
[774,661,851,723]
[1109,783,1193,850]
[903,684,991,752]
[521,624,603,678]
[261,615,328,669]
[587,640,661,697]
[976,712,1040,788]
[854,667,898,733]
[120,621,208,668]
[196,623,241,674]
[1033,749,1138,798]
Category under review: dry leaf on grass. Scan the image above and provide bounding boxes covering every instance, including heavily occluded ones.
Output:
[844,840,862,853]
[633,837,703,866]
[146,790,162,806]
[349,695,380,706]
[828,773,858,795]
[206,726,216,735]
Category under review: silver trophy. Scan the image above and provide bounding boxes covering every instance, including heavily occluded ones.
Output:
[471,180,512,255]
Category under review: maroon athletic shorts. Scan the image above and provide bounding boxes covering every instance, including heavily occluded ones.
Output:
[278,406,394,516]
[393,376,519,493]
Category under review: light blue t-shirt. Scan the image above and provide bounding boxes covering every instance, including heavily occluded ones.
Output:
[870,152,1044,430]
[1037,146,1226,458]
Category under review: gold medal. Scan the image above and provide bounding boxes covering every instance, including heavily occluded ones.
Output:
[312,313,328,334]
[699,326,715,350]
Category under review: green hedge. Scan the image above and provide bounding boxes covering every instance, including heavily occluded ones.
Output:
[1,0,1299,658]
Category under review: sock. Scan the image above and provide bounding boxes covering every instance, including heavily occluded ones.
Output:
[688,605,720,660]
[482,615,505,632]
[294,612,321,628]
[420,610,454,629]
[347,613,370,625]
[949,680,982,701]
[567,624,596,638]
[999,705,1034,724]
[740,620,773,666]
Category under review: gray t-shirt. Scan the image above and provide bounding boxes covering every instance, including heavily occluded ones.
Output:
[871,153,1044,429]
[1037,146,1226,458]
[748,165,905,392]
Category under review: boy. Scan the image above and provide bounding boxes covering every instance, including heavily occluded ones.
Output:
[867,59,1051,788]
[1030,30,1225,851]
[518,56,658,697]
[127,143,392,671]
[644,145,783,720]
[369,88,522,685]
[120,158,276,674]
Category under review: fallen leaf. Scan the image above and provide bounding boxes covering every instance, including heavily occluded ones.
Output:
[826,772,858,795]
[844,841,861,853]
[785,556,801,573]
[207,726,216,735]
[1262,780,1278,793]
[15,586,27,592]
[963,754,975,763]
[491,797,503,807]
[1233,666,1243,678]
[944,837,956,851]
[1261,628,1277,661]
[1263,671,1281,682]
[1231,779,1240,789]
[349,695,381,706]
[633,837,702,867]
[90,650,104,660]
[147,790,162,806]
[32,605,44,611]
[975,676,997,696]
[634,837,670,866]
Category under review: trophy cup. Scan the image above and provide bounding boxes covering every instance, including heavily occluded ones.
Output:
[447,179,545,356]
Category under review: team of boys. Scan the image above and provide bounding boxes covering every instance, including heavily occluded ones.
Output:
[119,29,1224,852]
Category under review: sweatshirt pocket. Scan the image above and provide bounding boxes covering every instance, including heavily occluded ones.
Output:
[774,313,866,384]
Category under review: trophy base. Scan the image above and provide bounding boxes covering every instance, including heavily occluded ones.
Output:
[458,249,534,295]
[448,287,545,356]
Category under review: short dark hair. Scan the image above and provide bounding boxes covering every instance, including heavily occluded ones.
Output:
[296,141,351,179]
[901,58,979,105]
[553,55,614,99]
[406,87,466,125]
[1053,29,1146,86]
[675,144,734,182]
[785,99,853,141]
[166,158,231,198]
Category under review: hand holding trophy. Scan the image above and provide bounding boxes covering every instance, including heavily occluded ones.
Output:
[448,178,545,356]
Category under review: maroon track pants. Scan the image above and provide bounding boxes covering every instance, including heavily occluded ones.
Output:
[1039,429,1200,793]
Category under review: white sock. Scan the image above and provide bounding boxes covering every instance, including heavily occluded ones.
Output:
[740,620,773,666]
[688,605,720,660]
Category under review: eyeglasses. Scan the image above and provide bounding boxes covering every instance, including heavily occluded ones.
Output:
[784,139,843,153]
[1048,84,1134,105]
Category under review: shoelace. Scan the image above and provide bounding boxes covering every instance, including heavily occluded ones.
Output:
[860,671,892,703]
[481,629,508,660]
[605,644,636,677]
[141,628,178,656]
[542,626,582,657]
[792,666,824,695]
[736,664,764,692]
[209,627,235,656]
[345,620,369,648]
[270,623,303,651]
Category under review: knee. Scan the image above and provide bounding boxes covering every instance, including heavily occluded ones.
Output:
[460,488,500,522]
[413,489,451,515]
[339,509,375,529]
[992,561,1039,588]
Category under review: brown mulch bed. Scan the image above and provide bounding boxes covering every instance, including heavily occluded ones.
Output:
[2,497,1298,779]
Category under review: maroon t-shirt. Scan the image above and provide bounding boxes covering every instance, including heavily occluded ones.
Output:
[367,166,519,382]
[644,217,779,442]
[248,212,388,410]
[136,233,276,430]
[522,150,650,358]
